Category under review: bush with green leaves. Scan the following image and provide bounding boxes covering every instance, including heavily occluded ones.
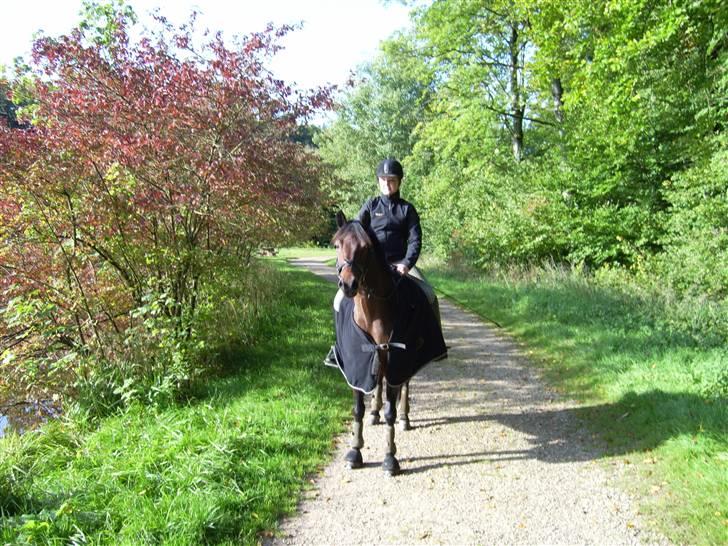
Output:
[68,258,283,420]
[650,134,728,300]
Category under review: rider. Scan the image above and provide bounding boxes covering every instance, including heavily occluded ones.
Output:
[324,157,441,365]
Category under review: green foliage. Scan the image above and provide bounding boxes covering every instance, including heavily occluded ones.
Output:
[536,0,724,265]
[326,0,728,295]
[67,259,284,420]
[699,366,728,400]
[316,31,432,216]
[410,152,574,263]
[426,260,727,545]
[78,0,138,46]
[653,36,728,299]
[0,79,17,128]
[0,61,36,126]
[0,256,294,421]
[529,0,726,271]
[0,259,350,544]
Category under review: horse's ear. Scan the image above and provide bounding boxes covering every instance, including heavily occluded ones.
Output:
[335,210,347,228]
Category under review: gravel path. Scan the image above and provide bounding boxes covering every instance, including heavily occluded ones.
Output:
[270,257,669,546]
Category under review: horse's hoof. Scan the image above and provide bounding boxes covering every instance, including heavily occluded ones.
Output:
[368,413,381,425]
[345,448,363,469]
[398,418,411,431]
[382,453,400,476]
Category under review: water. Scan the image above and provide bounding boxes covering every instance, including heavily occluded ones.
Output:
[0,400,61,438]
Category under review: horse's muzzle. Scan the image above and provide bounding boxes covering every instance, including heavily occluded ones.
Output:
[340,278,358,297]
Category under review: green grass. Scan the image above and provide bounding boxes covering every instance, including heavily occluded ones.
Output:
[0,258,349,545]
[424,259,727,545]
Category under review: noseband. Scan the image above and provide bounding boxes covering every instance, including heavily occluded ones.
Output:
[337,255,401,301]
[336,257,367,283]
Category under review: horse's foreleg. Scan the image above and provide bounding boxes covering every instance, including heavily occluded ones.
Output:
[382,382,401,476]
[397,381,411,431]
[368,379,383,425]
[345,390,364,469]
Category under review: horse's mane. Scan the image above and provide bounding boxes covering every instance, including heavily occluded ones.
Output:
[332,220,388,271]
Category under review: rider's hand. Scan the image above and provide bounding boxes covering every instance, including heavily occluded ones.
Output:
[395,263,410,276]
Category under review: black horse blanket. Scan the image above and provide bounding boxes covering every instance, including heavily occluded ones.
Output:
[328,275,447,393]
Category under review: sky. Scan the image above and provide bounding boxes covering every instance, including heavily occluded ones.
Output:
[0,0,413,90]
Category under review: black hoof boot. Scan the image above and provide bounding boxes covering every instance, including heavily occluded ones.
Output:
[382,453,400,476]
[368,412,381,425]
[345,448,363,469]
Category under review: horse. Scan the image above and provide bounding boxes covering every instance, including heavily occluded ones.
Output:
[332,211,411,476]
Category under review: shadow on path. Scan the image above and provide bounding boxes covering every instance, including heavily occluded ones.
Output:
[402,389,725,474]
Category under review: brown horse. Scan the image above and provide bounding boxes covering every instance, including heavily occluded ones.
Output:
[332,211,411,476]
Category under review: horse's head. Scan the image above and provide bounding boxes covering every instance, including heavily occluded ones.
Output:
[332,211,374,298]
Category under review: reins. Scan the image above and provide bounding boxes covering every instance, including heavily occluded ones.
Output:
[363,270,403,301]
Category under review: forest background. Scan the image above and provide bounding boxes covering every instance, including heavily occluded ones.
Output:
[320,0,727,298]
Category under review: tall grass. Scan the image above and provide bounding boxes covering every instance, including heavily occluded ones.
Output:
[424,258,727,545]
[0,259,349,545]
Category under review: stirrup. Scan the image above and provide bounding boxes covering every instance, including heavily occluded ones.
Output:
[323,345,337,367]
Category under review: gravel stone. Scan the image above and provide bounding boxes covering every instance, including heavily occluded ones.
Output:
[269,258,670,546]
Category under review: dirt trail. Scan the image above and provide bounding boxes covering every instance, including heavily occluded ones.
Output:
[269,257,668,546]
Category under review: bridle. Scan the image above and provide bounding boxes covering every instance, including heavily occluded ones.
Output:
[334,226,399,301]
[336,256,368,285]
[336,254,401,301]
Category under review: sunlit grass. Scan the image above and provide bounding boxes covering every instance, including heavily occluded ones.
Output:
[423,258,727,545]
[0,259,349,545]
[273,246,335,259]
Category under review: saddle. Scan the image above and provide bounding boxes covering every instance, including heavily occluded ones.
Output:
[330,275,447,393]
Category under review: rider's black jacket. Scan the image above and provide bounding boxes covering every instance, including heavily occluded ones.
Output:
[357,192,421,270]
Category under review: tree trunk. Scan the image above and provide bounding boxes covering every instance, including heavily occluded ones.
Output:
[509,23,524,162]
[551,77,564,125]
[551,77,566,154]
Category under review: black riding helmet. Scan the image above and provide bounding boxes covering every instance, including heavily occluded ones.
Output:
[376,158,404,179]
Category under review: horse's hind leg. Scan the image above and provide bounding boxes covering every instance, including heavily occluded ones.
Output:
[397,381,411,431]
[382,383,401,476]
[345,390,364,469]
[368,380,383,425]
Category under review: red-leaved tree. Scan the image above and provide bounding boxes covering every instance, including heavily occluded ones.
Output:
[0,13,331,404]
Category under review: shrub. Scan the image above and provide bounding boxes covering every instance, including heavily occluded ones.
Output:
[0,13,330,409]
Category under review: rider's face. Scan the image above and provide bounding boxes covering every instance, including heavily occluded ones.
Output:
[378,175,401,196]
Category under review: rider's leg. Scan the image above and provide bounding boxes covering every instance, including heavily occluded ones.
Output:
[323,288,345,366]
[333,288,344,312]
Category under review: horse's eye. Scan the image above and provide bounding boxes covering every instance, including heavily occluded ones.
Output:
[334,243,339,250]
